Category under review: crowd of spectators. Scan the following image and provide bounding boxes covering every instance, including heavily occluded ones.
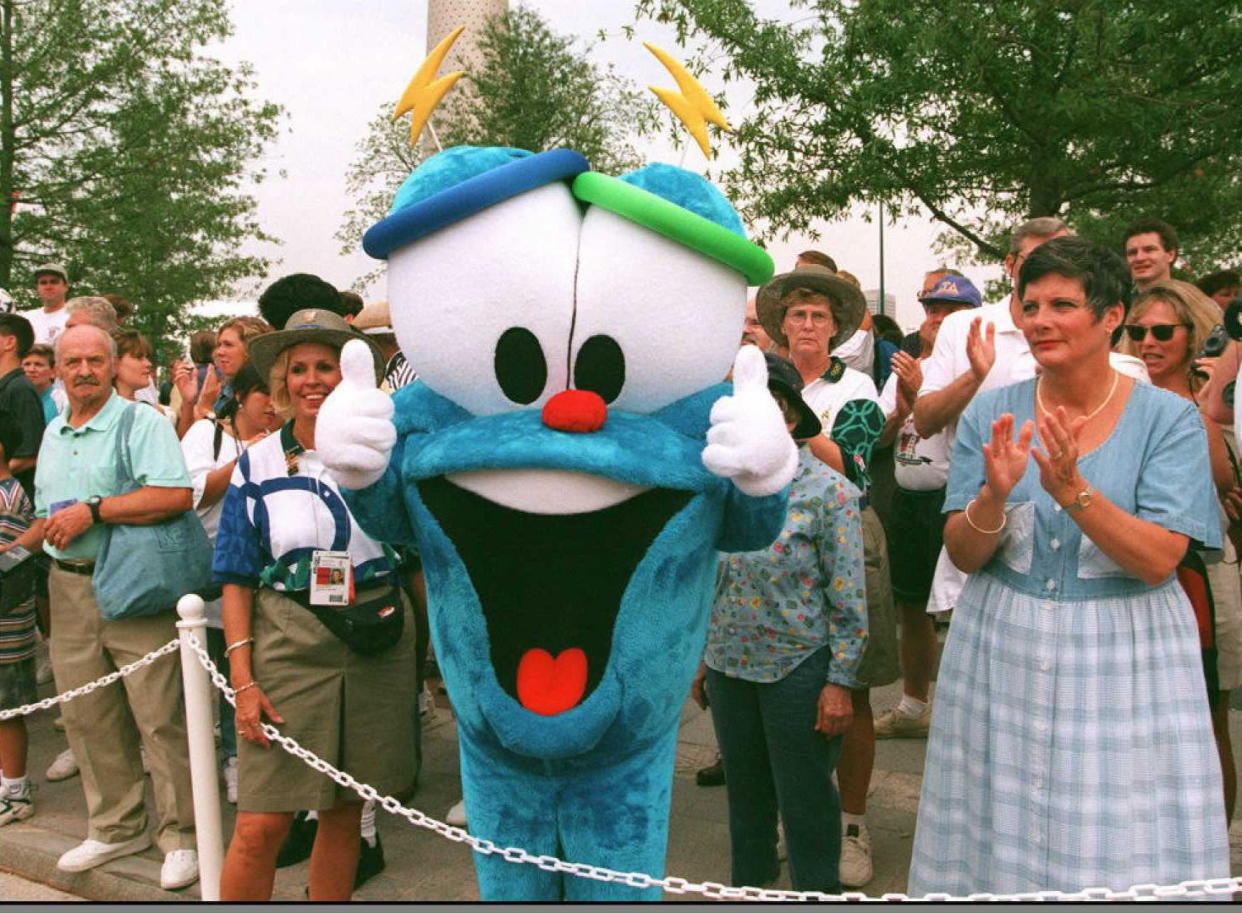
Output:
[0,214,1237,899]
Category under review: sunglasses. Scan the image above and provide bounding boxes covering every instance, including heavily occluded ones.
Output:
[1124,323,1189,342]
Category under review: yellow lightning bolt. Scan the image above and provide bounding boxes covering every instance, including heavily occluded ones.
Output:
[393,26,467,147]
[644,42,731,159]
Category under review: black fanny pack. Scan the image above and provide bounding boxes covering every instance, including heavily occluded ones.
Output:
[288,584,404,656]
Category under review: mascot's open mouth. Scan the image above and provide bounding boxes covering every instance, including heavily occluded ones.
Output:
[418,475,692,716]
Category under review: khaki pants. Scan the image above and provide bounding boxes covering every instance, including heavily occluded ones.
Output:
[48,566,195,851]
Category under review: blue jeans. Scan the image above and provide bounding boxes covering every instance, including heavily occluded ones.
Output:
[205,627,236,761]
[706,647,844,892]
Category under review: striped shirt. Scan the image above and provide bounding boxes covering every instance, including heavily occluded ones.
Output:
[0,476,36,663]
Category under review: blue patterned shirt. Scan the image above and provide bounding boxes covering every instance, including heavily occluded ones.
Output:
[706,448,868,686]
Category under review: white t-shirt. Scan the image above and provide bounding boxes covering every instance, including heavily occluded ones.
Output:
[25,307,69,345]
[180,418,247,627]
[802,363,880,433]
[880,372,950,491]
[831,328,875,376]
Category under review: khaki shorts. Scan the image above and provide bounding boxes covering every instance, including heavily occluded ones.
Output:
[237,586,418,813]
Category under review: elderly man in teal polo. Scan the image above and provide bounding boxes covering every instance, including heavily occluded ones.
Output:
[9,324,200,890]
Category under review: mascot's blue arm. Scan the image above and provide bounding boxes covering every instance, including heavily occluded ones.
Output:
[340,435,416,546]
[715,483,790,553]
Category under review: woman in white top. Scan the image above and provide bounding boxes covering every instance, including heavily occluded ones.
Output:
[180,363,281,802]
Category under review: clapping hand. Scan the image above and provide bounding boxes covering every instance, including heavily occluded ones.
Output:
[966,317,996,382]
[891,351,923,415]
[981,413,1033,500]
[1031,406,1089,506]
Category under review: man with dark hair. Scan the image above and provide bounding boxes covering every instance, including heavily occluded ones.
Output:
[1123,218,1179,292]
[1196,269,1240,311]
[338,291,364,323]
[27,263,70,346]
[0,314,45,501]
[796,249,838,272]
[256,273,345,331]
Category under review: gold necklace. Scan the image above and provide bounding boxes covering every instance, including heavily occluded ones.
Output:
[1036,369,1119,422]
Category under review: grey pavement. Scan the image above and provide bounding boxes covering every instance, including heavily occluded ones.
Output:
[1,664,1241,901]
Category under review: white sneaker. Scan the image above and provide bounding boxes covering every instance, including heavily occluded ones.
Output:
[46,747,79,782]
[57,834,151,872]
[874,704,931,739]
[839,824,873,887]
[160,849,199,890]
[222,756,238,804]
[446,798,467,827]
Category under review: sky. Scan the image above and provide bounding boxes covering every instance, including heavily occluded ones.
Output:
[210,0,1004,330]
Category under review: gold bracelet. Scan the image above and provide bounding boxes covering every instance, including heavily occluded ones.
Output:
[223,637,253,658]
[233,681,259,696]
[964,498,1006,535]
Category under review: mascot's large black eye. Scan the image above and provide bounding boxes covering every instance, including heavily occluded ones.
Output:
[573,334,625,404]
[494,327,547,405]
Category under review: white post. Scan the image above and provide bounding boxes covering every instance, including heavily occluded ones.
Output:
[177,594,224,901]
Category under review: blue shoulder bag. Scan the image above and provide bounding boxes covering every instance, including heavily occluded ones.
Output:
[92,403,219,620]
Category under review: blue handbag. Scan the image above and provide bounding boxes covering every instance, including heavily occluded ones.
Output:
[92,403,219,620]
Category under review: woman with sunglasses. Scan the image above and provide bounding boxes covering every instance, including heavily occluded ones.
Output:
[908,239,1228,896]
[1120,279,1242,824]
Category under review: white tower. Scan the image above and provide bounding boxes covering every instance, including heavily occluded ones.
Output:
[427,0,509,70]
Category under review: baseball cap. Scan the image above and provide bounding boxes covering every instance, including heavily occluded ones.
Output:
[919,275,982,308]
[33,262,68,283]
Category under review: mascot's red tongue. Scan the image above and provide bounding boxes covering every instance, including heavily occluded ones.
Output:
[517,648,587,715]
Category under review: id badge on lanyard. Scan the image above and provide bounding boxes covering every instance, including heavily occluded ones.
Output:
[310,551,353,606]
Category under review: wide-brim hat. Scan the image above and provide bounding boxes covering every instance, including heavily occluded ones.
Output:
[353,300,394,336]
[763,352,822,440]
[248,308,385,386]
[756,265,867,352]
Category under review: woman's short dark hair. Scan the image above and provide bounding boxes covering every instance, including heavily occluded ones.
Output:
[112,327,153,361]
[1017,236,1130,319]
[189,330,217,365]
[1196,269,1240,299]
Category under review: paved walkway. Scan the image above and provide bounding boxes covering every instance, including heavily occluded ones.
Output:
[1,667,1240,901]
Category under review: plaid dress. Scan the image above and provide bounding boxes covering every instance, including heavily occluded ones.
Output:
[909,380,1230,896]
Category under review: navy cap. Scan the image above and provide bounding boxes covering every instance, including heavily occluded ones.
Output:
[919,275,982,308]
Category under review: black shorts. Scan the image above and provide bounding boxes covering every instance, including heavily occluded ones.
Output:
[887,487,947,604]
[34,552,50,600]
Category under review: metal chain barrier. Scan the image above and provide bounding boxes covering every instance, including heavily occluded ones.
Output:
[0,638,180,722]
[181,631,1238,902]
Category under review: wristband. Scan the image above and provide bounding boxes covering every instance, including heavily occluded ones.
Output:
[233,681,259,696]
[964,498,1006,535]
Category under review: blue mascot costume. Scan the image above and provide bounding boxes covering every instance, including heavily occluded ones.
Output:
[315,99,798,902]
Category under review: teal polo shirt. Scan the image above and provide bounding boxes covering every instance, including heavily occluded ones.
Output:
[34,391,191,561]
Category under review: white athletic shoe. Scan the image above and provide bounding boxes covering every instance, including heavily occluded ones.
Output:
[45,747,79,782]
[57,834,151,872]
[839,824,873,887]
[160,849,200,890]
[446,798,467,828]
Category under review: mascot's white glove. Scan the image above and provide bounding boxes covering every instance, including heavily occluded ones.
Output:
[316,339,397,491]
[702,345,799,497]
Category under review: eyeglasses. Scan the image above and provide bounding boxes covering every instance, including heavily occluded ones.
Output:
[1123,323,1189,342]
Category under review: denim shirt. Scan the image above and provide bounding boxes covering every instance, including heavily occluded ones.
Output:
[706,449,868,687]
[946,379,1221,601]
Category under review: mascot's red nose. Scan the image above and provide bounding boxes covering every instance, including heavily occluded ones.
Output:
[541,389,607,433]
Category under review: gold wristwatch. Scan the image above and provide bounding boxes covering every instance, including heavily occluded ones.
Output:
[1064,484,1094,513]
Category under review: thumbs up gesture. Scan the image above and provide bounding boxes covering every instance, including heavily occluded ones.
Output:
[315,339,397,490]
[702,346,799,497]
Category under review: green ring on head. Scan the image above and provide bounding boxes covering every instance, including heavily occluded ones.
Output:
[571,172,774,286]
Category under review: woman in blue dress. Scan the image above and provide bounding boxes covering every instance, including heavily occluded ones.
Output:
[908,237,1229,896]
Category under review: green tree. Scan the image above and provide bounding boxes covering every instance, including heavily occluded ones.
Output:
[338,5,657,289]
[636,0,1242,279]
[0,0,282,351]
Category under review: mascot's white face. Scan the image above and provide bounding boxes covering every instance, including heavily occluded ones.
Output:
[386,182,745,417]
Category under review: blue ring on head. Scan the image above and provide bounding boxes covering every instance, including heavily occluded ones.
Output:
[363,148,590,259]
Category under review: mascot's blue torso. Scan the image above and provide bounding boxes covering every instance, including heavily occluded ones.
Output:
[342,144,786,900]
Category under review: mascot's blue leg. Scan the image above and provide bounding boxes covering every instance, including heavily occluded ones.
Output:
[557,728,680,902]
[459,736,562,900]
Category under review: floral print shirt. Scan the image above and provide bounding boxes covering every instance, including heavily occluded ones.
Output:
[706,448,868,686]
